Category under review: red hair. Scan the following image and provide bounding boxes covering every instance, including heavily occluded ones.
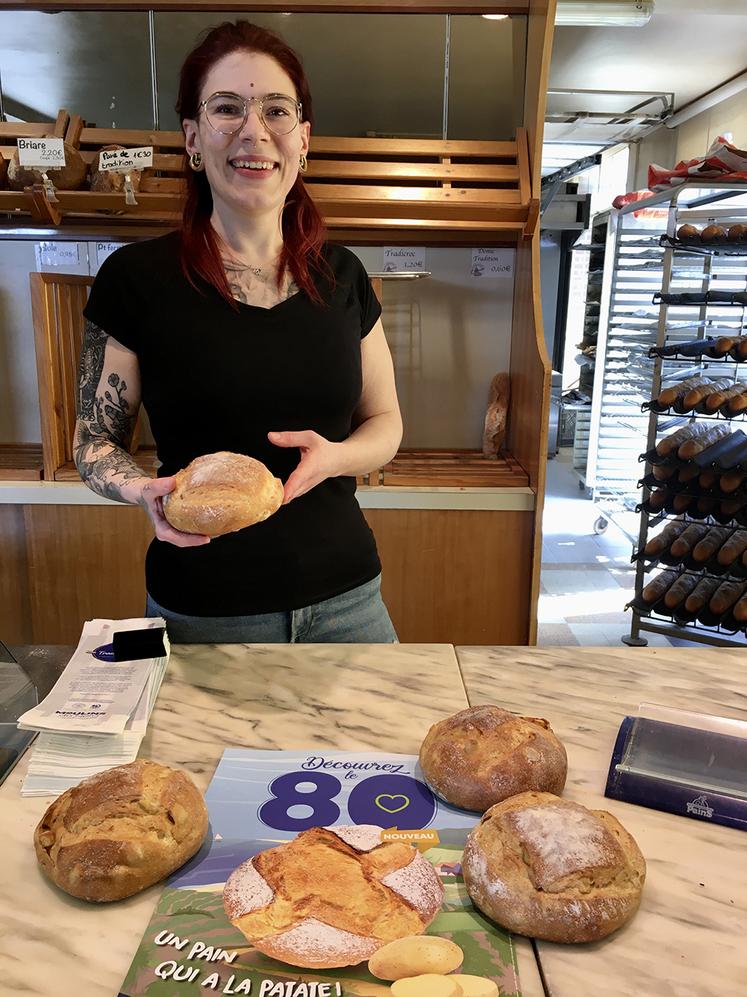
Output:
[176,20,331,306]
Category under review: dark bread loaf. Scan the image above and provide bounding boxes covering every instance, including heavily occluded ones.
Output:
[709,580,747,616]
[34,760,208,902]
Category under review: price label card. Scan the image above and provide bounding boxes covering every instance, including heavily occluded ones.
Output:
[95,242,125,267]
[383,246,426,272]
[205,748,477,842]
[17,137,66,169]
[471,247,514,278]
[98,146,153,172]
[35,241,80,268]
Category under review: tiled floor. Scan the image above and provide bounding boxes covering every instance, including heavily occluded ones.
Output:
[538,449,690,647]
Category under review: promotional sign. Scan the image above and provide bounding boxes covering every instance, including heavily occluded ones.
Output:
[120,749,522,997]
[17,137,66,169]
[383,247,426,272]
[470,248,514,279]
[98,146,153,172]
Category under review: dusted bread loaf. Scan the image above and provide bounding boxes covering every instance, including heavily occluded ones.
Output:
[419,705,567,812]
[223,825,443,968]
[163,451,284,537]
[463,791,645,943]
[34,760,208,902]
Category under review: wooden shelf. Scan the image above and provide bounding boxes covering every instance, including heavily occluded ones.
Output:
[0,118,537,243]
[362,448,530,488]
[0,445,44,481]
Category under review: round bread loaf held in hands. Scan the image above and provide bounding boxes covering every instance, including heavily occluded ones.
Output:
[419,705,567,812]
[223,824,444,969]
[463,791,645,943]
[34,759,208,902]
[163,451,284,537]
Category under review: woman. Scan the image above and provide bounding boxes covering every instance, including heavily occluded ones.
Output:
[74,21,402,643]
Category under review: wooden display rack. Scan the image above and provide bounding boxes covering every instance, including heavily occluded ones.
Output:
[0,113,537,242]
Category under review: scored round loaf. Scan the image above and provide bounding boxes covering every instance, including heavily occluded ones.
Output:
[7,142,87,191]
[419,705,567,813]
[223,824,444,969]
[89,144,145,194]
[34,759,208,902]
[463,791,646,943]
[163,451,284,537]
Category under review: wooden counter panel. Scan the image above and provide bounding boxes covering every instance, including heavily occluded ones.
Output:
[365,507,533,644]
[4,503,532,645]
[23,504,153,644]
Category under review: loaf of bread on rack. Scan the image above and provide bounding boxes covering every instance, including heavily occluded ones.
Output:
[701,224,728,243]
[669,523,709,559]
[709,580,747,616]
[717,530,747,566]
[728,224,747,242]
[678,423,731,459]
[698,469,718,490]
[643,519,687,556]
[663,572,700,609]
[703,384,747,413]
[683,576,723,614]
[482,372,510,458]
[641,569,679,604]
[673,494,694,514]
[656,376,707,410]
[652,463,677,482]
[676,224,700,241]
[691,527,732,563]
[646,489,672,512]
[719,470,746,493]
[688,378,733,411]
[655,424,706,457]
[732,593,747,622]
[727,386,747,413]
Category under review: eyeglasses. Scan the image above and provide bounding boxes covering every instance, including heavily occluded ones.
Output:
[198,91,302,136]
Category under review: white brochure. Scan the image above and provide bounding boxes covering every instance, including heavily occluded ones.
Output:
[17,618,168,736]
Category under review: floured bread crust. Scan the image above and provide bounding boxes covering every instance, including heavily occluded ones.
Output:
[463,791,646,943]
[223,825,444,968]
[163,451,284,537]
[34,760,209,902]
[419,705,567,812]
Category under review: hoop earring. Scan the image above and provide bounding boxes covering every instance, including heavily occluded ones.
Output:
[299,153,308,174]
[189,152,203,172]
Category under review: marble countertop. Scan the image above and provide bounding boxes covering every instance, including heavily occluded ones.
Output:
[0,642,543,997]
[455,646,747,997]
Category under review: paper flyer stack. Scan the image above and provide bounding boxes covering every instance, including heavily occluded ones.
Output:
[17,618,170,797]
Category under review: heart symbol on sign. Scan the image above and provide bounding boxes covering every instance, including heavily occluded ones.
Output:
[375,794,410,814]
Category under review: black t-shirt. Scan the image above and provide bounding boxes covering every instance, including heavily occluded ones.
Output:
[83,232,382,615]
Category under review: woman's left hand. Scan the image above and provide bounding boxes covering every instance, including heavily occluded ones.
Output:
[268,430,344,504]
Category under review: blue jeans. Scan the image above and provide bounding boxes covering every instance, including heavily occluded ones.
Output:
[145,574,398,644]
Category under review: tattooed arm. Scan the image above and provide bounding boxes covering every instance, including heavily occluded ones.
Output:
[74,321,209,547]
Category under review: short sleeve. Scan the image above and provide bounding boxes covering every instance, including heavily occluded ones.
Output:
[83,245,141,354]
[350,252,382,339]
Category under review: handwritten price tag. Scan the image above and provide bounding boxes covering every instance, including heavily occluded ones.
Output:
[98,146,153,172]
[17,138,66,169]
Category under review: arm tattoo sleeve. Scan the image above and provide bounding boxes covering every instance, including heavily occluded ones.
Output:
[74,320,146,505]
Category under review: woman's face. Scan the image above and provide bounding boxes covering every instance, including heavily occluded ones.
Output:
[183,49,310,220]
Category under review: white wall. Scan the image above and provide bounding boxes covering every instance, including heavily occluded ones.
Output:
[0,241,514,452]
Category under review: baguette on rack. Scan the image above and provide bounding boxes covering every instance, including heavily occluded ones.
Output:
[646,489,671,512]
[643,520,688,556]
[691,527,732,563]
[657,376,707,409]
[685,378,732,411]
[720,470,745,493]
[678,423,731,459]
[727,388,747,414]
[655,424,706,457]
[652,464,677,482]
[641,570,679,604]
[717,530,747,566]
[704,384,746,413]
[733,593,747,623]
[669,523,709,559]
[709,580,747,616]
[684,576,723,614]
[663,572,700,609]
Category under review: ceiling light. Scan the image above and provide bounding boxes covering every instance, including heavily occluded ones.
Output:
[555,1,654,26]
[482,14,509,19]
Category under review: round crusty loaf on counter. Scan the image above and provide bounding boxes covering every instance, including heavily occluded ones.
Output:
[463,791,646,943]
[34,759,208,902]
[163,451,284,537]
[419,705,567,812]
[223,824,443,968]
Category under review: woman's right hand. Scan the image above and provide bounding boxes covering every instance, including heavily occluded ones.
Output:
[137,477,211,548]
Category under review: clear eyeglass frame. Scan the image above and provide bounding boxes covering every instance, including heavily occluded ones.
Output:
[198,91,303,136]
